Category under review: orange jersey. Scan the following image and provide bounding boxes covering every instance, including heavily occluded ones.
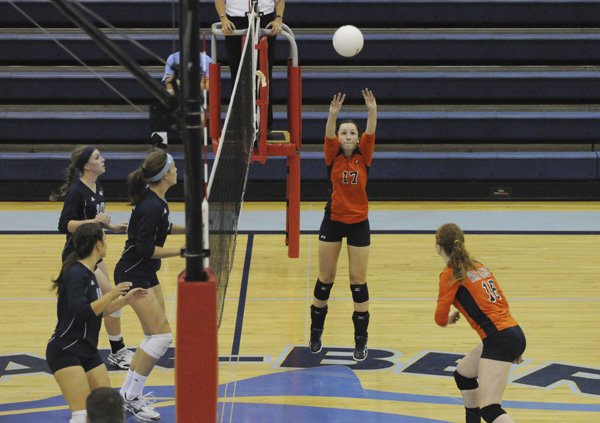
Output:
[435,262,518,339]
[324,132,375,224]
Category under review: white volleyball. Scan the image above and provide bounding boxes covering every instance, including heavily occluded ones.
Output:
[333,25,364,57]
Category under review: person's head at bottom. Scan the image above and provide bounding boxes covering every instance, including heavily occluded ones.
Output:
[86,387,125,423]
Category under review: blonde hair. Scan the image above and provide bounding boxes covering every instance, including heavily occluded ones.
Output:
[436,223,475,282]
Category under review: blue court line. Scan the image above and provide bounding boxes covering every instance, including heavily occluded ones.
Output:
[362,390,600,412]
[231,233,253,356]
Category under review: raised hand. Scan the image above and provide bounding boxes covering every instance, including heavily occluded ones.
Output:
[362,88,377,111]
[329,92,346,116]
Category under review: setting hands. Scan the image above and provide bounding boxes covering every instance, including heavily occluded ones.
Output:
[329,92,346,115]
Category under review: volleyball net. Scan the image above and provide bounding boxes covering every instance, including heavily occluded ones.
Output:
[207,10,259,327]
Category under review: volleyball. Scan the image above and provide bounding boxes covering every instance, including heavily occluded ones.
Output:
[333,25,364,57]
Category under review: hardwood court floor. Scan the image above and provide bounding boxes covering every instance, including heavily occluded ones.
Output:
[0,202,599,422]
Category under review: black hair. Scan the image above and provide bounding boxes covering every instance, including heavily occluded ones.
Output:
[52,223,104,292]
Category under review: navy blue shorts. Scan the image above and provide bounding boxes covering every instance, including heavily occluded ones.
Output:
[114,264,159,289]
[46,341,104,374]
[482,325,526,363]
[319,217,370,247]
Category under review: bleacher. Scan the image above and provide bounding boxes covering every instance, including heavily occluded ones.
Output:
[2,0,600,200]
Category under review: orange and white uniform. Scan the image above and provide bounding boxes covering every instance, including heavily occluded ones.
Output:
[324,132,375,223]
[435,262,518,339]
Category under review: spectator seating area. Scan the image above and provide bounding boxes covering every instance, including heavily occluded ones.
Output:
[1,0,600,199]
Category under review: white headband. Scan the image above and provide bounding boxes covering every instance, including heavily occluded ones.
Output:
[148,153,174,182]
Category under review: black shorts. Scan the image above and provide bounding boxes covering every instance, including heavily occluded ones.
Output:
[482,325,526,363]
[114,264,160,289]
[319,217,370,247]
[46,341,104,374]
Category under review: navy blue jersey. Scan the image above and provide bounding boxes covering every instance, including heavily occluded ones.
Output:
[58,179,106,260]
[48,262,103,357]
[115,190,172,278]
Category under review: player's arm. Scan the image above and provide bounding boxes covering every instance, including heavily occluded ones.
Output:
[363,88,377,135]
[135,206,180,259]
[325,92,345,138]
[170,223,185,235]
[435,272,458,327]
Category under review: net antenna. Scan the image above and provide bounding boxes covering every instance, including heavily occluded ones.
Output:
[47,1,218,421]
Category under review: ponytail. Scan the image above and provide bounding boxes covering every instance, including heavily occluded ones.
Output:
[435,223,475,282]
[127,168,147,206]
[447,239,475,281]
[128,149,170,205]
[49,145,91,201]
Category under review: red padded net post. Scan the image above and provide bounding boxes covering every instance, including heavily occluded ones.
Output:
[175,269,218,422]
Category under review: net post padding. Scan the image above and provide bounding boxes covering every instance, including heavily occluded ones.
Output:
[175,269,218,423]
[286,152,300,258]
[285,63,302,258]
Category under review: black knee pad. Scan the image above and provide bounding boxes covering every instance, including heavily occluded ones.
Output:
[350,283,369,303]
[314,279,333,301]
[453,370,478,390]
[480,404,506,423]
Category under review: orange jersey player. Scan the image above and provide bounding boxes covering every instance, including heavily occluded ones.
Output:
[436,262,518,340]
[324,130,374,224]
[309,89,377,362]
[434,223,526,423]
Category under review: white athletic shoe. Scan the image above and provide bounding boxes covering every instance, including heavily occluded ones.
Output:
[123,392,160,421]
[107,347,134,370]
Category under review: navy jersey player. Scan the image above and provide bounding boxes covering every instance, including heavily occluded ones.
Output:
[51,146,133,370]
[46,223,146,423]
[114,149,185,421]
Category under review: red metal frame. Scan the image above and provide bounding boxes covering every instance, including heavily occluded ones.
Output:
[209,36,302,258]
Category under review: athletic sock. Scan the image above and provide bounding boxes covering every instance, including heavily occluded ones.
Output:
[310,305,328,332]
[108,334,125,354]
[125,371,148,400]
[120,369,135,398]
[465,407,481,423]
[352,311,370,338]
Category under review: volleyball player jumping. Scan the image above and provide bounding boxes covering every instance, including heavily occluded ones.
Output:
[309,89,377,361]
